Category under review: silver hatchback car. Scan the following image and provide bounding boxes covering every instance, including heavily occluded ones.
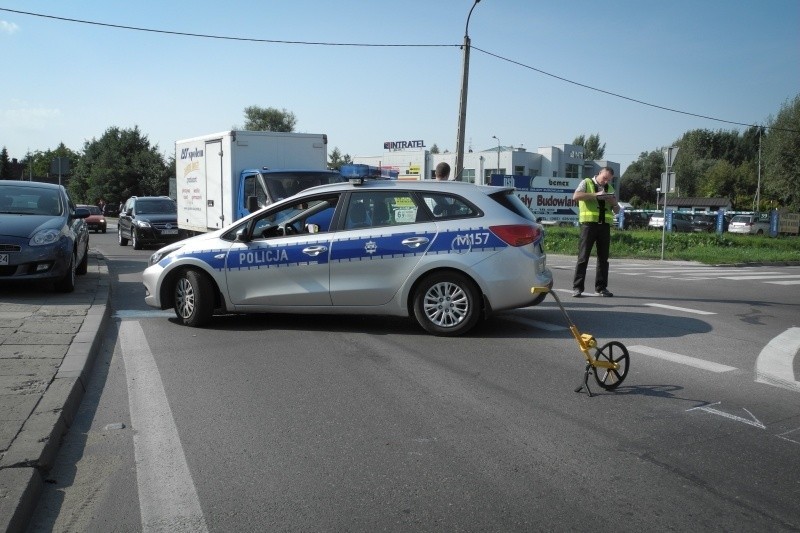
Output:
[142,179,553,336]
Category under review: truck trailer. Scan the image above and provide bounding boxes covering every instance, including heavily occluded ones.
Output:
[175,130,338,233]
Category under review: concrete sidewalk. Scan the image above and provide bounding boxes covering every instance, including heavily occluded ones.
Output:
[0,253,110,533]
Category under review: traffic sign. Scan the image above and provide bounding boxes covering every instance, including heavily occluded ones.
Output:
[661,172,676,193]
[663,146,679,168]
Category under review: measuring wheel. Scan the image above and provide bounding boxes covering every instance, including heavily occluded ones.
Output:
[592,341,629,390]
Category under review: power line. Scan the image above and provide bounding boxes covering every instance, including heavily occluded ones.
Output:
[471,46,798,134]
[0,7,455,47]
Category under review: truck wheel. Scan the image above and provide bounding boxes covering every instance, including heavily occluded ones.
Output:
[174,270,214,327]
[413,272,481,336]
[132,229,142,250]
[118,226,128,246]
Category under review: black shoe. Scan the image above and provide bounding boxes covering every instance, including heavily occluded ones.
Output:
[572,289,582,297]
[597,289,614,297]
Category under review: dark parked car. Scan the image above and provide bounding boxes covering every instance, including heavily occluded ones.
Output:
[0,180,90,292]
[690,214,716,232]
[621,210,651,229]
[78,204,107,233]
[118,196,185,250]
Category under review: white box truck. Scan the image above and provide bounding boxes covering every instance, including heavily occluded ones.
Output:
[176,130,341,234]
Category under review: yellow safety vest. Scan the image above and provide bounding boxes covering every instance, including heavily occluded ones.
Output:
[578,178,615,224]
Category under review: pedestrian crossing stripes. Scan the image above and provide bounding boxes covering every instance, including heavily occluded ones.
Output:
[611,265,800,286]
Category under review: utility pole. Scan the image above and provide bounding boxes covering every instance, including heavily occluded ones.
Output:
[455,0,481,181]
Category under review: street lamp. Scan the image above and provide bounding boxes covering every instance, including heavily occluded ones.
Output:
[455,0,481,181]
[492,135,501,177]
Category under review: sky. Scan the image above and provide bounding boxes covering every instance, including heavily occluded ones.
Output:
[1,0,798,175]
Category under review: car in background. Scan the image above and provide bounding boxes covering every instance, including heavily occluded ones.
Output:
[78,204,107,233]
[0,180,90,292]
[689,213,716,232]
[620,210,650,229]
[118,196,184,250]
[648,211,693,232]
[142,178,553,336]
[728,214,770,235]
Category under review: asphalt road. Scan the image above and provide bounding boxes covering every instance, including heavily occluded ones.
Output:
[28,228,800,532]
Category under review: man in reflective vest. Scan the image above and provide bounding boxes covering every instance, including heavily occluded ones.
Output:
[571,167,619,297]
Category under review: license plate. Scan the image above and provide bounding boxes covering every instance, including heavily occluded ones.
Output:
[161,229,178,235]
[0,253,7,265]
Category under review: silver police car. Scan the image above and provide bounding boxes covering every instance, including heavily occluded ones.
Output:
[143,179,553,336]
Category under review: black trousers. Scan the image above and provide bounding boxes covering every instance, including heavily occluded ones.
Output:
[573,222,611,292]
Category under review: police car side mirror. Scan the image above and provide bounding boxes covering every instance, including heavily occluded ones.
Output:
[305,223,319,234]
[235,227,251,242]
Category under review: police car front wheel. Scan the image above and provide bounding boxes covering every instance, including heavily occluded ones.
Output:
[413,272,481,337]
[174,269,214,327]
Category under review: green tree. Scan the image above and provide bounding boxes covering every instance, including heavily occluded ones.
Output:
[572,134,605,160]
[242,106,297,132]
[71,126,168,206]
[619,150,663,206]
[328,147,351,170]
[672,128,760,198]
[19,143,81,183]
[430,144,440,155]
[701,159,736,199]
[762,94,800,211]
[0,147,11,179]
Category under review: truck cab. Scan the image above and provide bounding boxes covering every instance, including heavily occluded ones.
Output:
[240,169,344,218]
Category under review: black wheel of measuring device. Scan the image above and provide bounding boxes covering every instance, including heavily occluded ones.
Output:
[593,341,629,390]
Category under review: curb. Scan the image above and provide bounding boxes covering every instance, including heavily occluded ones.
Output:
[0,254,110,533]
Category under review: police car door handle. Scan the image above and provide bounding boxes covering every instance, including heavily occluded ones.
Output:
[401,237,429,248]
[302,245,328,256]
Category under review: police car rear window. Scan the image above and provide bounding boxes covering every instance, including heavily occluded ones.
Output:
[489,190,536,222]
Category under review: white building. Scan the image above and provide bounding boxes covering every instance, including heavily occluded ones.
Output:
[352,143,620,186]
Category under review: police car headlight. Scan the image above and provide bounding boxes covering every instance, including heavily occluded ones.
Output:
[134,219,152,228]
[149,242,185,266]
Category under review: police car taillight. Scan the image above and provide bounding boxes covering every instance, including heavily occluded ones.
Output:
[489,224,541,247]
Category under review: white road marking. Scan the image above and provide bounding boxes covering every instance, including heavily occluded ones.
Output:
[776,427,800,445]
[755,327,800,393]
[687,402,766,429]
[120,321,209,532]
[719,274,800,281]
[764,280,800,285]
[115,309,174,319]
[629,345,737,373]
[645,303,716,315]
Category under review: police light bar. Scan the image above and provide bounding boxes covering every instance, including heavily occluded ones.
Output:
[340,164,398,180]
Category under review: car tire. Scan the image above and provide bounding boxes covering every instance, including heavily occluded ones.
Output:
[54,253,76,293]
[413,271,481,337]
[102,227,106,234]
[76,245,89,275]
[174,269,214,327]
[132,229,142,250]
[118,226,128,246]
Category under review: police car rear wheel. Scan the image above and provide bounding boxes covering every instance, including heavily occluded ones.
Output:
[174,270,214,327]
[413,272,480,336]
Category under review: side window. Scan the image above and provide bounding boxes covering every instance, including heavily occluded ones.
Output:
[251,195,339,240]
[420,192,477,219]
[344,191,419,230]
[242,175,262,210]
